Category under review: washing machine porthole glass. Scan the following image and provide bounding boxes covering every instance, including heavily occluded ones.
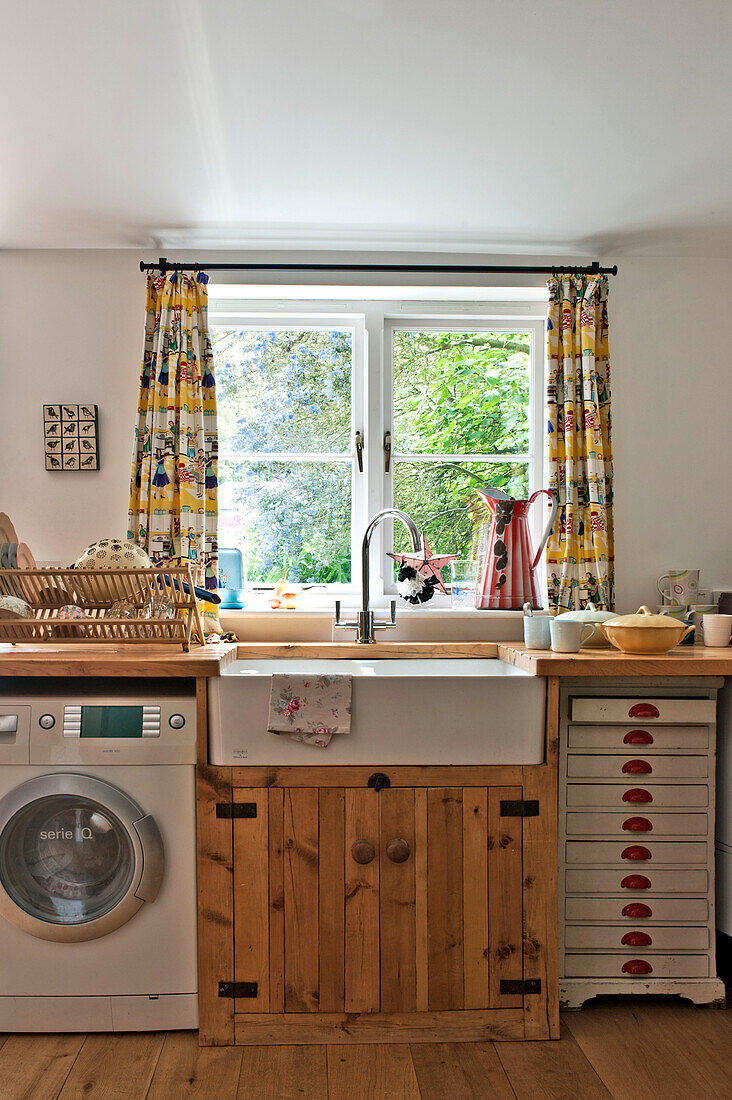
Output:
[0,795,136,926]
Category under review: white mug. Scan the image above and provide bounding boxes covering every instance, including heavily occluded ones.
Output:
[523,614,552,650]
[702,614,732,647]
[550,619,594,653]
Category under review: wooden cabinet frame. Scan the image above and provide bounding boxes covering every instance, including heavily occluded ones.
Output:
[196,678,560,1045]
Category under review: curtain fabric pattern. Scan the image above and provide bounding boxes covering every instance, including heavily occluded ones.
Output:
[545,273,614,611]
[128,272,218,590]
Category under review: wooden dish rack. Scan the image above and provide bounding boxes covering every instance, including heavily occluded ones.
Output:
[0,567,205,650]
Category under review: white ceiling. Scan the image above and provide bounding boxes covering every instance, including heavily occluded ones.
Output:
[2,0,731,255]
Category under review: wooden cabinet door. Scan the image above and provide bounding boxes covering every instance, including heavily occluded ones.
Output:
[232,786,381,1016]
[231,784,525,1016]
[377,786,524,1013]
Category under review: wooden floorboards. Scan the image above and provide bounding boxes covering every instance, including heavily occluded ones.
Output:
[0,1001,728,1099]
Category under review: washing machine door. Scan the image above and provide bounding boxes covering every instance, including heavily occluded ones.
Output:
[0,773,164,942]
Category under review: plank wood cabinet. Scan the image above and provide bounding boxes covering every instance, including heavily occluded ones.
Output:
[197,756,559,1045]
[558,678,726,1009]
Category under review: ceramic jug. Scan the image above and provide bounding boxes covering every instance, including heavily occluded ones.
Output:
[474,489,557,610]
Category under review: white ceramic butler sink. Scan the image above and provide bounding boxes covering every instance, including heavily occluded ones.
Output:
[208,658,545,766]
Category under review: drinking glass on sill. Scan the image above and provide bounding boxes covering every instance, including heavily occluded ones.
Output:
[450,560,479,609]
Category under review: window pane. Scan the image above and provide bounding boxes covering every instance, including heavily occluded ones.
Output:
[392,460,530,565]
[214,328,352,453]
[219,460,352,584]
[392,330,530,455]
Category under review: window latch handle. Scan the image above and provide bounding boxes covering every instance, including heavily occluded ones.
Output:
[355,431,364,473]
[383,430,392,473]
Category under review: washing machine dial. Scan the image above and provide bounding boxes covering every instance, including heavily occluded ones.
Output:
[169,714,186,729]
[39,714,55,729]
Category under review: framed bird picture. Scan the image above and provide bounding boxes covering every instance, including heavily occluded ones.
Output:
[44,404,99,471]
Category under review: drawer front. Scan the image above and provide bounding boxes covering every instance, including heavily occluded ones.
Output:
[565,840,707,865]
[568,725,710,751]
[564,925,710,951]
[565,868,708,894]
[565,812,709,837]
[566,784,708,809]
[564,954,710,979]
[565,896,709,922]
[566,755,708,780]
[570,698,716,725]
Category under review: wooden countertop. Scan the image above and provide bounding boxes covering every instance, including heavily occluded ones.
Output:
[0,642,238,677]
[497,643,732,676]
[0,639,728,677]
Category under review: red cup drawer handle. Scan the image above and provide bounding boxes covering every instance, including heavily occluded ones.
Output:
[621,874,652,890]
[622,845,652,861]
[628,703,660,719]
[624,729,654,745]
[622,902,653,918]
[622,959,653,975]
[622,931,653,947]
[622,759,652,775]
[623,788,653,803]
[623,816,653,831]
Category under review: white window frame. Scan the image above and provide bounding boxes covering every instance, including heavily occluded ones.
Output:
[210,293,547,605]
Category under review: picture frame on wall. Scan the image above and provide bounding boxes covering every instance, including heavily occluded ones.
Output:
[44,404,99,471]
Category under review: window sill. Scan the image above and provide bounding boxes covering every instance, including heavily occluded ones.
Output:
[219,606,525,643]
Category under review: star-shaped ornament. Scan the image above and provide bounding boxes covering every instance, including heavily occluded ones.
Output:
[387,539,457,595]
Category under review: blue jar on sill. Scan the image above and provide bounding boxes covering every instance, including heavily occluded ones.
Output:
[218,548,246,609]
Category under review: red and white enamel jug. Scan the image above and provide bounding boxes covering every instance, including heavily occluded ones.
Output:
[474,489,557,610]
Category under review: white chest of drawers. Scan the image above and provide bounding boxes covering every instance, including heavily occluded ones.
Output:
[558,677,726,1009]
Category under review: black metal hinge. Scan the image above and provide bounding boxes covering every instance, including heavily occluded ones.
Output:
[500,979,542,995]
[216,802,257,819]
[218,981,258,998]
[500,799,539,818]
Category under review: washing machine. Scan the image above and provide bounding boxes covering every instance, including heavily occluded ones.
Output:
[0,678,198,1032]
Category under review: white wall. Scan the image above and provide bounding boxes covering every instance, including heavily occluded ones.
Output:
[1,250,730,611]
[609,258,732,610]
[0,251,143,565]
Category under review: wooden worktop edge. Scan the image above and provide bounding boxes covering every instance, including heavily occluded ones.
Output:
[0,638,728,676]
[0,642,238,677]
[498,643,732,676]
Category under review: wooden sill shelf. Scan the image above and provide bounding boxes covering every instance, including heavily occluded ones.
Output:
[234,641,500,659]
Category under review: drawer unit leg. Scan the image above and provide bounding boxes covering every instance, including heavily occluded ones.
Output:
[560,977,727,1011]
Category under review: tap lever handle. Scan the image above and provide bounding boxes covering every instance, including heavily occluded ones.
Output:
[335,600,341,624]
[390,600,397,625]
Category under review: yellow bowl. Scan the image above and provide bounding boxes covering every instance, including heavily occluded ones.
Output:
[600,606,694,654]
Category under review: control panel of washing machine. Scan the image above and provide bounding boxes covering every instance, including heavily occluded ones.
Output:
[63,704,164,739]
[0,692,197,765]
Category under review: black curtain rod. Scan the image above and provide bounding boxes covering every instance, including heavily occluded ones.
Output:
[139,256,618,277]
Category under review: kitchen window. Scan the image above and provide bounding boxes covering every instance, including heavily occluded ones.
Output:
[211,292,546,601]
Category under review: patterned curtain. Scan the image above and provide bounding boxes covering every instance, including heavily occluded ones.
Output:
[128,272,218,590]
[545,273,614,611]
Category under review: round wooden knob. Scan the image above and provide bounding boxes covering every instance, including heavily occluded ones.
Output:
[351,839,376,865]
[386,837,410,863]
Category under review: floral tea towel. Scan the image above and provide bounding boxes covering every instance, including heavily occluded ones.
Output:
[267,674,352,748]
